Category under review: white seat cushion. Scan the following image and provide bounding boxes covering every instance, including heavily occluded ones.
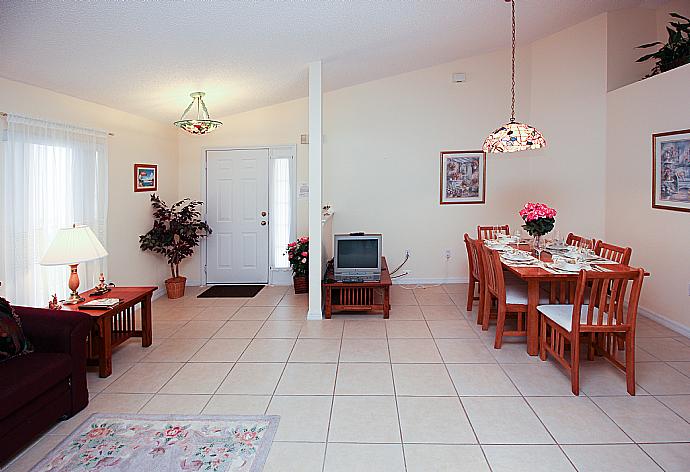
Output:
[537,304,610,332]
[505,284,549,305]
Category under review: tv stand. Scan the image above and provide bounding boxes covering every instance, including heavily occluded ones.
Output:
[323,256,391,319]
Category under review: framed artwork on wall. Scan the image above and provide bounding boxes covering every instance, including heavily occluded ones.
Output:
[134,164,157,192]
[439,150,486,204]
[653,129,690,213]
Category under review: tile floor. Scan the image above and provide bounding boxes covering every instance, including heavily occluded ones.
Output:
[5,283,690,472]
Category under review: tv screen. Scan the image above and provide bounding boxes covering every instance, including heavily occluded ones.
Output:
[337,239,379,269]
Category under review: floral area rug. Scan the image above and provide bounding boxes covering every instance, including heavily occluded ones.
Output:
[30,414,279,472]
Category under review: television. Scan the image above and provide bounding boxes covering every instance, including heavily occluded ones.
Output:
[334,233,382,282]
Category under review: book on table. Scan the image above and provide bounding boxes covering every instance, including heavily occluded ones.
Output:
[78,298,122,310]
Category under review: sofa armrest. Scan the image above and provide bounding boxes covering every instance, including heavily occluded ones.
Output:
[14,306,92,414]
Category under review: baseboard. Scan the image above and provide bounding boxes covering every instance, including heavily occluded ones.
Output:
[392,276,469,285]
[637,304,690,339]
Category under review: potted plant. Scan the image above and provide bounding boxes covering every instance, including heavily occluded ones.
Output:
[519,202,557,251]
[139,194,212,299]
[637,13,690,77]
[286,237,309,294]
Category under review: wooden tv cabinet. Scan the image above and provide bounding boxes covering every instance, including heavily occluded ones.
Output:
[323,256,391,319]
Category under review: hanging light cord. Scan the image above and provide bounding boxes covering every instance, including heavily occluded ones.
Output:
[510,0,516,123]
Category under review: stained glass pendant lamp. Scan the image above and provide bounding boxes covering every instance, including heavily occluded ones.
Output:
[482,0,546,153]
[174,92,223,135]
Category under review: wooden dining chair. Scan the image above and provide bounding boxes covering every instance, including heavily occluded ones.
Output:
[477,225,510,240]
[594,240,632,265]
[566,232,596,250]
[463,234,485,324]
[538,268,645,395]
[481,245,547,346]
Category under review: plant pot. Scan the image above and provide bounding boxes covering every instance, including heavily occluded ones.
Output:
[293,275,308,294]
[165,276,187,299]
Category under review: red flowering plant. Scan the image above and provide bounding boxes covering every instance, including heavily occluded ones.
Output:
[286,236,309,277]
[519,202,557,237]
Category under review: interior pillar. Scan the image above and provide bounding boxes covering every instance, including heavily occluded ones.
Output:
[307,61,323,319]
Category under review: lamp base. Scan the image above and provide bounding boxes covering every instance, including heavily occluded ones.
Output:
[63,291,84,305]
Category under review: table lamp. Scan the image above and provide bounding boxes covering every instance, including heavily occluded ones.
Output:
[40,224,108,304]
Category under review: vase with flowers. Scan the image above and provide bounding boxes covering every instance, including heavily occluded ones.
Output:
[519,202,557,256]
[286,237,309,294]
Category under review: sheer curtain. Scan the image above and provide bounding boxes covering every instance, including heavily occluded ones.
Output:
[0,114,108,305]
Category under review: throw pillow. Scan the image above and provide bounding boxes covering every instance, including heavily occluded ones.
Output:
[0,296,33,362]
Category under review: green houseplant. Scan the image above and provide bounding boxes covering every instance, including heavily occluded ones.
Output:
[139,194,212,299]
[637,13,690,77]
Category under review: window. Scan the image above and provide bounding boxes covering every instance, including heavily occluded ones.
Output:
[0,114,108,305]
[271,155,293,269]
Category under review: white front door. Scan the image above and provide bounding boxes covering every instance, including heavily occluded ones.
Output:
[206,149,269,284]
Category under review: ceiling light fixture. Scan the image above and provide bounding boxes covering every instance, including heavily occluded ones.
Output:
[482,0,546,153]
[174,92,222,135]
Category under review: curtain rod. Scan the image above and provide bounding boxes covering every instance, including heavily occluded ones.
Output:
[0,112,115,136]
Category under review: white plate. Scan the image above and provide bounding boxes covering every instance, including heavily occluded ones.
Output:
[485,243,511,251]
[551,262,585,272]
[503,252,532,262]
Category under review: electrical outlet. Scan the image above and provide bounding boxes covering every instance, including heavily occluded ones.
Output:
[405,249,412,258]
[444,249,452,260]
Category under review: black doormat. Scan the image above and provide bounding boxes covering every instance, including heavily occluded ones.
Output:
[197,285,265,298]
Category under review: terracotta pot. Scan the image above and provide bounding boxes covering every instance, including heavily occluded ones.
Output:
[165,276,187,299]
[293,275,308,294]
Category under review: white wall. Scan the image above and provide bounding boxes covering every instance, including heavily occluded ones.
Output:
[607,8,658,91]
[176,98,309,282]
[323,15,608,281]
[606,63,690,332]
[0,77,179,294]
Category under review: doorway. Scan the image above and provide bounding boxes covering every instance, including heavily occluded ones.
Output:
[204,146,295,285]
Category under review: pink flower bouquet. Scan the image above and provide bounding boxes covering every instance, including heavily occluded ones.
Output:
[519,202,556,237]
[286,236,309,277]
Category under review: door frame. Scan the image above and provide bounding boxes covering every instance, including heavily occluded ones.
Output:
[200,145,297,286]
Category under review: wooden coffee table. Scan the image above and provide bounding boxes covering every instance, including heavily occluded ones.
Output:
[60,286,156,377]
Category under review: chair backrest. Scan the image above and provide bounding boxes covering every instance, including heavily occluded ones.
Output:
[570,268,645,332]
[594,240,632,265]
[566,232,596,250]
[480,244,506,301]
[477,225,510,240]
[463,233,481,281]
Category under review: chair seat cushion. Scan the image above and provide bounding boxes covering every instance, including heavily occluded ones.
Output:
[0,352,72,418]
[537,304,610,332]
[506,284,549,305]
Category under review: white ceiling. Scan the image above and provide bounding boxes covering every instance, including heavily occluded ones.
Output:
[0,0,664,123]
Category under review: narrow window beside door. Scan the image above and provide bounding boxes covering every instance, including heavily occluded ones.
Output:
[271,157,292,269]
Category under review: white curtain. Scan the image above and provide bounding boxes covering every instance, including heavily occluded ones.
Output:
[0,114,108,306]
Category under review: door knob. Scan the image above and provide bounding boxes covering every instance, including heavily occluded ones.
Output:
[261,221,267,226]
[261,211,267,217]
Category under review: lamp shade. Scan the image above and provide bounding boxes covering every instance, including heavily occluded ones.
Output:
[40,225,108,266]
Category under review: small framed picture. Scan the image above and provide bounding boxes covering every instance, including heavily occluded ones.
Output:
[653,129,690,213]
[134,164,157,192]
[440,150,486,204]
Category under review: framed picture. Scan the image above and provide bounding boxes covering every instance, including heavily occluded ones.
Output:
[653,129,690,213]
[134,164,157,192]
[440,150,486,204]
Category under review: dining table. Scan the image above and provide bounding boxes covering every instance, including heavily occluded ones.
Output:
[496,242,643,356]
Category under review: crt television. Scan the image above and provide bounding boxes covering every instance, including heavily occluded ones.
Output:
[334,233,382,282]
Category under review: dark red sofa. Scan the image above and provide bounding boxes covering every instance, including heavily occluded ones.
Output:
[0,306,91,464]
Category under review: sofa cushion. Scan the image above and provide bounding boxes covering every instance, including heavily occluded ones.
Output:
[0,352,71,419]
[0,297,33,362]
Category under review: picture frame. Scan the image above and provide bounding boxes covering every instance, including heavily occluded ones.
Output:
[652,129,690,213]
[439,150,486,205]
[134,164,157,192]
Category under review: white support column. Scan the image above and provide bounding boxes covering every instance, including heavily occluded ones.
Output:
[307,61,323,320]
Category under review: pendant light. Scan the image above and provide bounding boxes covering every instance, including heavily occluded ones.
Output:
[482,0,546,153]
[174,92,223,135]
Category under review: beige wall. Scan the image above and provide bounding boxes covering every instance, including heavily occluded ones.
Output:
[607,8,658,91]
[606,63,690,333]
[176,98,309,281]
[0,77,179,293]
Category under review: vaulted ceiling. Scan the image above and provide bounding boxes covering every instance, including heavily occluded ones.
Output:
[0,0,665,122]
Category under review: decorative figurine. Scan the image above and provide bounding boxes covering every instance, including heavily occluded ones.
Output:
[48,293,62,310]
[91,273,114,296]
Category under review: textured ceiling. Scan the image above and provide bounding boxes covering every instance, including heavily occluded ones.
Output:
[0,0,664,122]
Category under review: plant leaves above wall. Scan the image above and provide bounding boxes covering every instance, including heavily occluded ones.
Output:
[637,12,690,77]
